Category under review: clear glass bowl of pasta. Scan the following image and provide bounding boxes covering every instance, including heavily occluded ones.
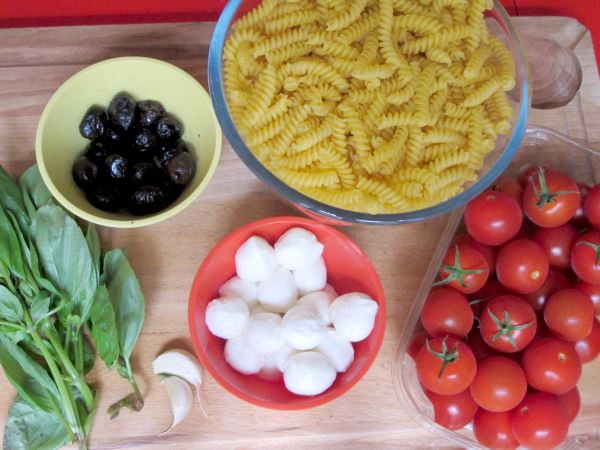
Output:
[208,0,530,225]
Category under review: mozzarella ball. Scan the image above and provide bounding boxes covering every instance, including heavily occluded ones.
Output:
[282,306,327,350]
[293,257,327,295]
[283,351,336,396]
[273,343,298,372]
[257,266,298,313]
[224,335,265,375]
[330,293,378,342]
[235,236,278,283]
[296,290,335,325]
[219,276,258,308]
[317,328,355,372]
[274,227,324,271]
[250,304,268,315]
[323,283,338,298]
[205,297,249,339]
[244,313,284,355]
[257,355,282,381]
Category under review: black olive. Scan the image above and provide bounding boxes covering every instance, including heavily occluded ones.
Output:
[156,116,183,142]
[166,152,195,185]
[104,128,124,145]
[86,186,122,212]
[136,100,165,128]
[154,141,188,169]
[108,92,136,131]
[79,106,108,140]
[105,154,128,180]
[72,156,99,190]
[163,182,185,204]
[133,128,156,152]
[126,185,168,215]
[84,140,110,163]
[130,162,163,185]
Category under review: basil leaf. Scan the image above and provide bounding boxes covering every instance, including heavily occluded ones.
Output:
[0,207,26,281]
[0,286,23,323]
[89,285,119,368]
[0,165,29,234]
[3,394,68,450]
[30,294,51,323]
[33,205,97,324]
[19,165,53,211]
[0,335,59,413]
[85,224,101,282]
[81,336,95,375]
[103,250,145,360]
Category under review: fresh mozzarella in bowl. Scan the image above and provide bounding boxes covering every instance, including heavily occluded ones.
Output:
[219,276,258,308]
[283,351,336,396]
[257,266,298,313]
[224,335,265,375]
[317,328,354,372]
[282,305,328,350]
[330,293,378,342]
[295,290,335,325]
[205,297,249,339]
[274,227,324,270]
[244,312,284,355]
[235,236,278,283]
[293,257,327,295]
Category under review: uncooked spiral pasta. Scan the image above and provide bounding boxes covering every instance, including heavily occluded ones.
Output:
[224,0,517,214]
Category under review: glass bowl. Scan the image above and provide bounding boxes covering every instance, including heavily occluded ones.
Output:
[208,0,530,225]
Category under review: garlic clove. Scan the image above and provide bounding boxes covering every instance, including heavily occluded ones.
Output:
[159,375,193,436]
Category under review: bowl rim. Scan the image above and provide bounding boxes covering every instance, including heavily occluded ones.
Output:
[35,56,223,228]
[187,216,387,410]
[208,0,530,225]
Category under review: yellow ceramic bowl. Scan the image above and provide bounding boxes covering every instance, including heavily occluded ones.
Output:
[36,57,222,228]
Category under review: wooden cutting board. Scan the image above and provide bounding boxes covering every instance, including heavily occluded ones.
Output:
[0,16,598,450]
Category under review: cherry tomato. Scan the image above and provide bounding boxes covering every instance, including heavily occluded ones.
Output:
[425,389,479,430]
[557,387,581,423]
[469,280,508,319]
[469,356,527,412]
[464,191,523,246]
[573,317,600,363]
[492,176,523,202]
[571,231,600,284]
[518,164,546,187]
[480,295,537,353]
[465,328,498,360]
[574,281,600,315]
[584,183,600,229]
[416,335,477,395]
[571,182,591,228]
[437,245,489,294]
[523,269,570,312]
[532,223,578,270]
[473,409,519,450]
[511,392,569,450]
[496,239,549,294]
[544,288,595,342]
[522,338,582,394]
[522,168,581,228]
[407,330,428,361]
[421,288,473,338]
[454,233,497,276]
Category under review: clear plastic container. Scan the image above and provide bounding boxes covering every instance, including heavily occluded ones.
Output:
[393,126,600,449]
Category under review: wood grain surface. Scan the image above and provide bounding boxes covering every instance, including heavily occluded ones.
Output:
[0,17,599,450]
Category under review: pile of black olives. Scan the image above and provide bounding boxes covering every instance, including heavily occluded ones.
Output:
[72,92,196,215]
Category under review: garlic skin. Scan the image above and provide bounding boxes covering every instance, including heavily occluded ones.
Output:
[282,306,327,350]
[153,349,203,393]
[293,257,327,295]
[159,375,193,436]
[283,351,336,396]
[274,227,324,271]
[317,328,355,372]
[330,293,378,342]
[257,266,298,313]
[224,335,265,375]
[235,236,278,283]
[244,313,284,355]
[295,290,335,326]
[205,297,249,339]
[219,276,258,308]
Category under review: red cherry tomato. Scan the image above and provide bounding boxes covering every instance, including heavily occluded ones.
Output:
[469,279,508,319]
[511,392,570,450]
[454,233,497,276]
[407,330,428,361]
[574,281,600,315]
[544,289,595,342]
[523,269,570,312]
[469,356,527,412]
[532,223,578,270]
[573,317,600,363]
[416,336,477,395]
[496,239,549,294]
[518,164,546,187]
[522,338,582,395]
[522,168,581,228]
[571,183,591,228]
[557,387,581,423]
[421,288,473,338]
[571,231,600,284]
[425,389,479,430]
[584,184,600,228]
[464,191,523,246]
[492,176,523,202]
[473,409,519,450]
[465,329,498,360]
[437,245,489,294]
[480,295,537,353]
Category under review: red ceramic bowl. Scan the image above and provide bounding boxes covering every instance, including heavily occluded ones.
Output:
[188,216,386,410]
